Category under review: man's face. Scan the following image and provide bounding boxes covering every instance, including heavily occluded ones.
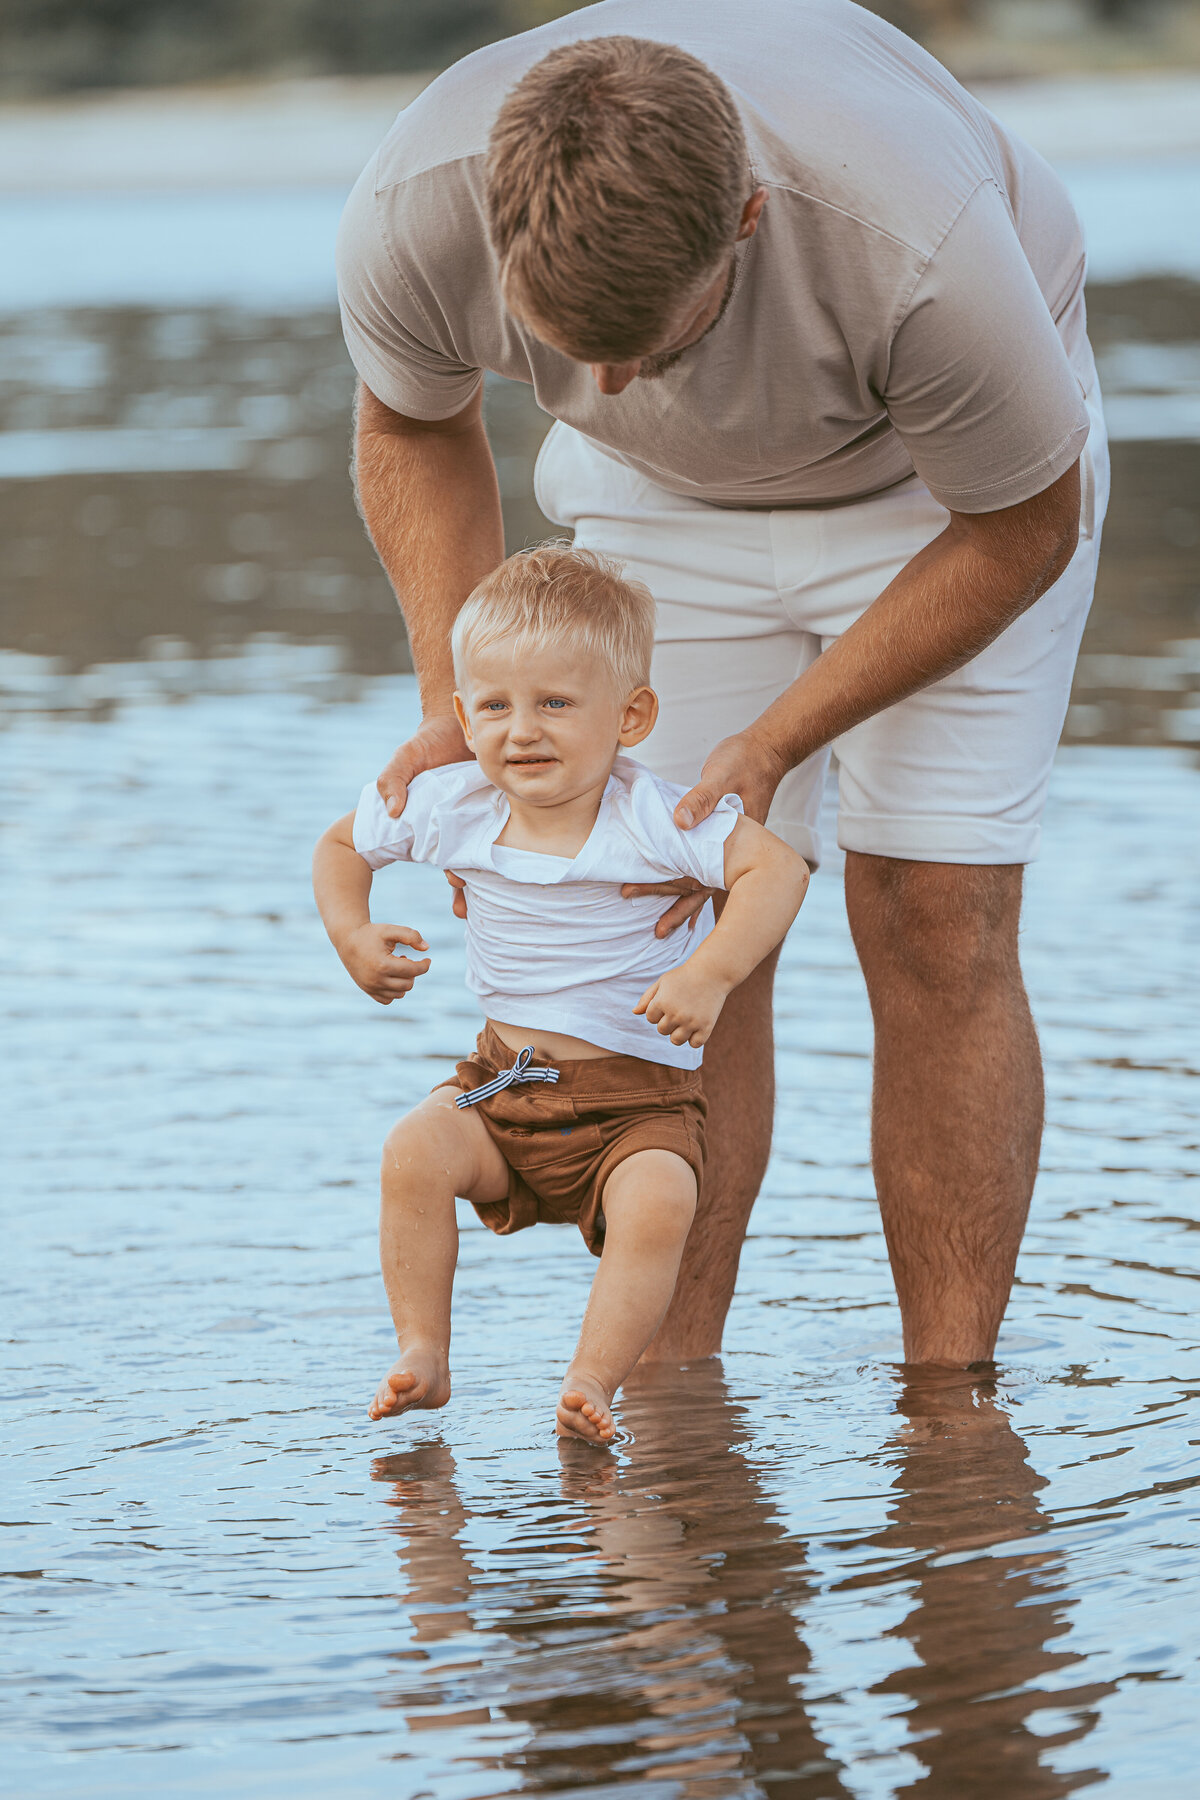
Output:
[591,257,739,394]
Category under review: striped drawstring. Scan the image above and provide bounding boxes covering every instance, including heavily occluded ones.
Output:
[455,1044,561,1109]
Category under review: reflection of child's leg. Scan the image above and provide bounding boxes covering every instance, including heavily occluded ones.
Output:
[558,1150,698,1443]
[371,1089,509,1422]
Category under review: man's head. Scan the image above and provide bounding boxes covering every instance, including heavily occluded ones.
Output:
[451,543,658,807]
[486,36,766,395]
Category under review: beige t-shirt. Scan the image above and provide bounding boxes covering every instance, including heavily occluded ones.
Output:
[337,0,1093,513]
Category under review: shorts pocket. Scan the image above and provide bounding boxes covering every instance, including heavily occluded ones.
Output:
[501,1118,604,1170]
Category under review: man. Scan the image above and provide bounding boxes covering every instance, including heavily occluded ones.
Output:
[335,0,1108,1367]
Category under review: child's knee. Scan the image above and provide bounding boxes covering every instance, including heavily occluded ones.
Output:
[381,1091,459,1175]
[603,1150,698,1235]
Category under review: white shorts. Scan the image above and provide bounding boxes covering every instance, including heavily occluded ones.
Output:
[534,387,1109,867]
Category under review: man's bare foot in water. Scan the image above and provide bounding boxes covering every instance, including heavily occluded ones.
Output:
[369,1346,451,1421]
[557,1371,616,1443]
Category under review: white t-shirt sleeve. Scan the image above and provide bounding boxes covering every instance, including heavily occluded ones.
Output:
[351,767,463,870]
[629,772,744,889]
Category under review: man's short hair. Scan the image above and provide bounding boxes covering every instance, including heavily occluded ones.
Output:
[452,541,655,698]
[485,35,748,362]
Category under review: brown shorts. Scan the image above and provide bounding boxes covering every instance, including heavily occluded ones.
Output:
[444,1023,707,1257]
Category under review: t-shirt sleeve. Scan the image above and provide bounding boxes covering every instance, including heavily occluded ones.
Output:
[336,159,485,422]
[647,786,744,890]
[883,180,1089,514]
[351,769,456,870]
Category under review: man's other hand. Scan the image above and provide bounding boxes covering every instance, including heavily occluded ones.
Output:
[672,728,786,831]
[620,875,714,939]
[622,729,786,934]
[377,714,473,819]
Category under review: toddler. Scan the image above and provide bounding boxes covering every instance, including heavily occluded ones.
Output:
[313,545,809,1441]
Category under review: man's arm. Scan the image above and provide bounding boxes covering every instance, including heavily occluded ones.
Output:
[355,381,506,815]
[672,459,1082,832]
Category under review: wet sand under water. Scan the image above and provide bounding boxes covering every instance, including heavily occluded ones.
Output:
[2,677,1197,1797]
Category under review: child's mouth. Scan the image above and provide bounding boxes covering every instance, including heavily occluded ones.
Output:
[508,757,558,768]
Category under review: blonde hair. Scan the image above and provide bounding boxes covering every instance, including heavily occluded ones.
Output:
[452,542,655,697]
[486,35,748,362]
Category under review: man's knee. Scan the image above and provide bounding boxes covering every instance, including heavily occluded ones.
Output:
[845,852,1024,1006]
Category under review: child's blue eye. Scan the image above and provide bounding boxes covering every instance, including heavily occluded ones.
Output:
[544,698,567,710]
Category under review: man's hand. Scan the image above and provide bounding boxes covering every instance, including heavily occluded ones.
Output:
[671,727,787,830]
[620,875,713,939]
[337,923,431,1005]
[377,714,473,820]
[622,729,787,933]
[634,965,730,1048]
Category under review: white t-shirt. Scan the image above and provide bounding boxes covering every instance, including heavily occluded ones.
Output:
[352,756,742,1069]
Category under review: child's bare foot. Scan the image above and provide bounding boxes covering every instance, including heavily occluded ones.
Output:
[557,1372,616,1443]
[368,1346,451,1421]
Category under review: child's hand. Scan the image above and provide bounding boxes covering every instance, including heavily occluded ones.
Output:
[633,966,729,1048]
[338,923,431,1005]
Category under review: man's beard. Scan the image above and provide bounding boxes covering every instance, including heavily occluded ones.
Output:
[636,257,739,381]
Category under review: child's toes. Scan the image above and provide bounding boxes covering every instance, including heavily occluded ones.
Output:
[584,1402,615,1439]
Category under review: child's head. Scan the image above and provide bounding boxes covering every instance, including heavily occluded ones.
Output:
[452,541,654,698]
[451,543,659,805]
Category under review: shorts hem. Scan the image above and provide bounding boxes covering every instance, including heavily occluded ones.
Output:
[836,810,1041,865]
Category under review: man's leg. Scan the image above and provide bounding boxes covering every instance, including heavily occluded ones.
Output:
[844,854,1041,1365]
[642,945,781,1360]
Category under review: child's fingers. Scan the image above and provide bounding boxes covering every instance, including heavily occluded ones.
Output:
[380,924,429,954]
[378,957,430,984]
[633,983,658,1017]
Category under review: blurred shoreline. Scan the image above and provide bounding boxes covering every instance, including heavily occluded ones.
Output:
[0,65,1198,192]
[0,67,1197,750]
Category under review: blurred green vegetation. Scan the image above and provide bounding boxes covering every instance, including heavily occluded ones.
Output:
[0,0,1183,98]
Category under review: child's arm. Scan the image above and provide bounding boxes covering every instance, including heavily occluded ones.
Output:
[313,813,431,1005]
[633,817,808,1047]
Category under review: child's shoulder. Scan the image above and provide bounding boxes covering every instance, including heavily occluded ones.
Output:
[608,756,688,815]
[406,759,496,810]
[609,757,740,831]
[606,757,743,879]
[353,759,498,869]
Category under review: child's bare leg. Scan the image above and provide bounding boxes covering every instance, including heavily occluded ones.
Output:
[371,1088,508,1421]
[558,1150,698,1443]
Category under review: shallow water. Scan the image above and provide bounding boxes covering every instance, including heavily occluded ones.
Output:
[2,677,1197,1797]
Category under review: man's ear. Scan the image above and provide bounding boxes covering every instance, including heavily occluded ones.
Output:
[452,690,474,749]
[618,685,659,747]
[737,187,767,242]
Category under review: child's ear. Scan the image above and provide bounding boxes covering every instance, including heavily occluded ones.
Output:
[452,690,474,748]
[618,685,658,747]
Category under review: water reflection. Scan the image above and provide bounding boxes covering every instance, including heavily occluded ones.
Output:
[375,1367,850,1794]
[866,1372,1110,1799]
[371,1366,1113,1796]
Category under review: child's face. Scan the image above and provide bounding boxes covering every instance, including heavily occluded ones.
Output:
[454,639,656,808]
